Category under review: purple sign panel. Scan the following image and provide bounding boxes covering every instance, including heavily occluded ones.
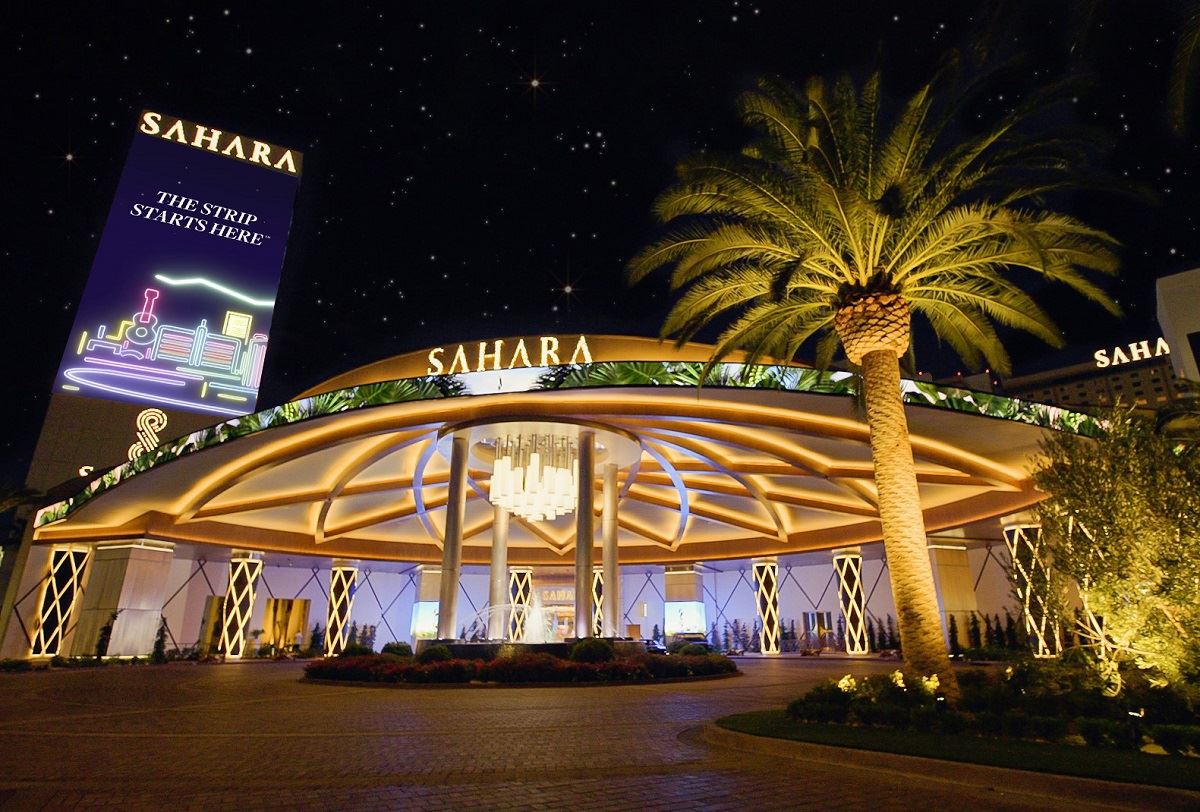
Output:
[54,111,303,417]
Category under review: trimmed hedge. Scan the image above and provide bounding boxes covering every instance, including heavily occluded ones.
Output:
[304,651,737,685]
[786,665,1200,753]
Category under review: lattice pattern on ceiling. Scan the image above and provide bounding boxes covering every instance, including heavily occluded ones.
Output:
[833,550,868,655]
[1004,524,1060,659]
[31,546,90,657]
[324,565,358,655]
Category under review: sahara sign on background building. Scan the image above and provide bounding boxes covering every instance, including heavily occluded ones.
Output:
[53,111,303,418]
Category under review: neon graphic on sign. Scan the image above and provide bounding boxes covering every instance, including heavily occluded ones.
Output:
[52,110,301,418]
[61,282,271,416]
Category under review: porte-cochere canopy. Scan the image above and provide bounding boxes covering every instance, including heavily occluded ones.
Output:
[34,335,1097,565]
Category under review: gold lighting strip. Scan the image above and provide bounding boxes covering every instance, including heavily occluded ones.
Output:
[833,549,868,655]
[1003,524,1060,658]
[219,552,263,658]
[30,546,91,657]
[753,558,781,655]
[324,563,358,655]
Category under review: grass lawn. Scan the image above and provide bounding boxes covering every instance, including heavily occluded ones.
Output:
[717,710,1200,791]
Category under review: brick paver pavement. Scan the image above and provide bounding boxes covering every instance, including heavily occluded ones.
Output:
[0,657,1192,810]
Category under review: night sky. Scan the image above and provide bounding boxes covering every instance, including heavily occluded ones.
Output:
[6,2,1200,486]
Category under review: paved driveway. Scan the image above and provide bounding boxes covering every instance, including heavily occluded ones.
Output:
[0,657,1190,810]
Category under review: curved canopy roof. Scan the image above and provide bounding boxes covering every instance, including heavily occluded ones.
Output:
[34,340,1096,566]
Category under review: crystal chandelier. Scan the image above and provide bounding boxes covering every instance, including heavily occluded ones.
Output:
[489,433,579,522]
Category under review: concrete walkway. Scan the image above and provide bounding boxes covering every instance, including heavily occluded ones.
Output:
[0,657,1193,810]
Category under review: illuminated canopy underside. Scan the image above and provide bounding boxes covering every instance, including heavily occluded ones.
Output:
[34,385,1046,565]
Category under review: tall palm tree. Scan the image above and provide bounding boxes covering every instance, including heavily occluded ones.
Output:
[627,71,1121,698]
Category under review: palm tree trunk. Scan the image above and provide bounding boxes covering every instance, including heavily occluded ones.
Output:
[859,347,960,702]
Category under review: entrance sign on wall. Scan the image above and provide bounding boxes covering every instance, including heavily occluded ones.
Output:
[54,111,303,417]
[1093,337,1170,368]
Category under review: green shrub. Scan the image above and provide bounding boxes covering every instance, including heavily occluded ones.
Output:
[416,644,453,664]
[1001,712,1031,739]
[1151,724,1195,755]
[679,643,709,656]
[938,711,968,734]
[1076,717,1128,747]
[570,637,615,663]
[973,711,1004,736]
[1029,715,1069,742]
[478,653,565,683]
[666,639,689,654]
[910,706,940,732]
[381,642,412,657]
[340,643,375,657]
[0,658,32,672]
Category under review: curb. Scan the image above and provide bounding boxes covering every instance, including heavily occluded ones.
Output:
[699,723,1200,810]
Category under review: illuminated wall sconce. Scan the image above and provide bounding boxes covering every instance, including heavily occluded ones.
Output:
[752,558,780,655]
[219,550,263,658]
[324,560,358,655]
[1003,524,1060,658]
[833,548,868,655]
[30,545,91,657]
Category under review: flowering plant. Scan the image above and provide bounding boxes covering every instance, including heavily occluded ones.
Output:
[889,669,906,689]
[837,674,857,693]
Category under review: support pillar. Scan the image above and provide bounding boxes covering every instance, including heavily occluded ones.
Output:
[1002,521,1059,658]
[663,564,705,637]
[411,565,440,641]
[507,567,532,641]
[600,462,620,637]
[752,557,780,655]
[219,550,263,658]
[69,540,174,657]
[833,547,868,655]
[591,568,604,637]
[573,430,595,639]
[927,533,979,652]
[488,506,510,640]
[324,560,358,655]
[30,545,91,657]
[437,434,469,640]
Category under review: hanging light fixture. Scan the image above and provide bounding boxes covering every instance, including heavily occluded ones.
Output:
[489,433,579,522]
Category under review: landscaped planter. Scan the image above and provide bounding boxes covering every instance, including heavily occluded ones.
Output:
[302,651,738,687]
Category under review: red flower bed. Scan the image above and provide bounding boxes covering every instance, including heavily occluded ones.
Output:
[304,651,736,685]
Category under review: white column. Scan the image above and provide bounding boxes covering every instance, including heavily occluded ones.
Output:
[69,540,175,658]
[437,434,469,640]
[574,430,595,639]
[664,564,706,636]
[488,506,509,639]
[833,547,868,655]
[411,565,441,641]
[324,560,358,655]
[601,462,620,637]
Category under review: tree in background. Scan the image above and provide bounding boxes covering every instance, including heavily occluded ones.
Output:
[709,622,720,650]
[722,622,732,653]
[651,623,662,644]
[151,616,168,664]
[309,623,323,653]
[1004,611,1019,650]
[947,615,962,658]
[967,613,983,650]
[867,617,878,652]
[1035,408,1200,694]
